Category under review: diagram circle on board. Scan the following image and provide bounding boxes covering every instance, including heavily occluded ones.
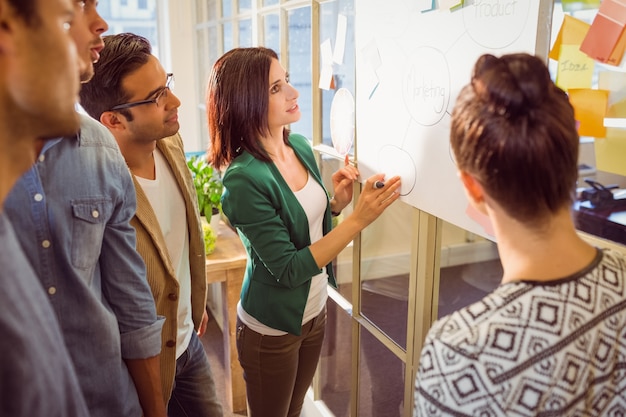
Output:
[463,0,531,49]
[330,88,355,156]
[377,145,416,196]
[402,46,450,127]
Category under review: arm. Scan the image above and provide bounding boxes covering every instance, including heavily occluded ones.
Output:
[305,148,402,268]
[125,356,167,417]
[197,309,209,337]
[99,149,166,414]
[310,174,401,268]
[223,156,401,286]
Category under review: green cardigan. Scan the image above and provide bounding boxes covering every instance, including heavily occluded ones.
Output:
[222,133,337,335]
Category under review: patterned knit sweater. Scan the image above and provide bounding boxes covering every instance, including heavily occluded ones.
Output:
[414,248,626,416]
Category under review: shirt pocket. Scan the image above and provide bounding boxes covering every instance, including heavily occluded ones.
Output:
[71,199,112,270]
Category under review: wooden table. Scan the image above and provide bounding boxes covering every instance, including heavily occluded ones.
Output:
[206,222,247,414]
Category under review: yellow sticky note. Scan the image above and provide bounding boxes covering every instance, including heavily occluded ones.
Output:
[562,0,602,13]
[568,89,609,138]
[556,45,595,90]
[607,100,626,118]
[595,128,626,176]
[599,71,626,117]
[440,0,464,10]
[549,15,590,61]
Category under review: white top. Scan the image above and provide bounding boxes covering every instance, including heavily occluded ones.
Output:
[136,148,194,358]
[238,173,328,335]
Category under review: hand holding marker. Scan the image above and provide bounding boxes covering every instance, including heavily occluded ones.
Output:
[329,88,392,193]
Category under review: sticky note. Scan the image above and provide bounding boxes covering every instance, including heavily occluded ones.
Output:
[569,89,609,138]
[555,45,595,90]
[580,0,626,65]
[318,39,333,90]
[361,39,382,99]
[599,71,626,117]
[421,0,436,13]
[549,15,590,61]
[561,0,601,12]
[595,128,626,176]
[549,16,594,90]
[333,14,347,65]
[440,0,464,10]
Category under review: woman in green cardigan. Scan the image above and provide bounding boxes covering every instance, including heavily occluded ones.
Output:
[206,47,400,417]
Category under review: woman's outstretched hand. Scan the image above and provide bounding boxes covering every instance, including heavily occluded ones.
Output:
[352,174,401,227]
[309,170,401,268]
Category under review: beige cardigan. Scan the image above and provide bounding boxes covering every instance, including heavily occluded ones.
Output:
[130,133,207,403]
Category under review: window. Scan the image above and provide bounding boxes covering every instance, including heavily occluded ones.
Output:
[191,3,362,416]
[192,0,333,150]
[551,3,626,248]
[98,0,159,56]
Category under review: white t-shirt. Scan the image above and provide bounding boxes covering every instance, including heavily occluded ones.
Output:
[136,148,194,358]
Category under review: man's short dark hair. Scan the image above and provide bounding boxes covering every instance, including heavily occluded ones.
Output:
[79,32,153,121]
[8,0,39,26]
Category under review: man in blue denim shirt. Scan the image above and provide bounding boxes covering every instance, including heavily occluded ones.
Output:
[0,0,90,415]
[4,2,167,417]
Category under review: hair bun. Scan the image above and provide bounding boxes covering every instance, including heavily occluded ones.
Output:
[472,53,552,119]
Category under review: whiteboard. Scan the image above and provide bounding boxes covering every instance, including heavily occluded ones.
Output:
[355,0,549,240]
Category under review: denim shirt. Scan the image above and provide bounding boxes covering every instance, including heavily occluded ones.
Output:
[0,214,89,417]
[4,115,164,417]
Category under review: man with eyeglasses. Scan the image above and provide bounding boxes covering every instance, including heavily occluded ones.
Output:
[4,4,168,417]
[80,32,223,417]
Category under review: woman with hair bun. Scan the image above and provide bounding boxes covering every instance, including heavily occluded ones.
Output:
[414,53,626,416]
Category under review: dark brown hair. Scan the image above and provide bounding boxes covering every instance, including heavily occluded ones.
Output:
[79,32,152,122]
[205,47,289,169]
[8,0,38,25]
[450,53,579,224]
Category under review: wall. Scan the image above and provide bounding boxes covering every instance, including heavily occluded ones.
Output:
[164,0,203,152]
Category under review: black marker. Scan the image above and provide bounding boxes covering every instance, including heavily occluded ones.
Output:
[374,181,385,189]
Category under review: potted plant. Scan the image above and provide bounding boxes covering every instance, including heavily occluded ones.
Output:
[187,155,223,254]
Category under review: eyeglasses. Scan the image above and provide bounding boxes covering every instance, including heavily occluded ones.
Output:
[109,73,174,111]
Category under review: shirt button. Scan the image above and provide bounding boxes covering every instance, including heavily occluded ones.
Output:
[168,293,177,301]
[166,340,176,348]
[92,210,99,218]
[48,286,56,295]
[41,240,51,248]
[38,154,45,162]
[33,193,43,202]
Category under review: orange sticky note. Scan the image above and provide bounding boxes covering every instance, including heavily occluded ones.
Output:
[549,16,594,90]
[580,0,626,66]
[568,89,609,138]
[549,15,590,61]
